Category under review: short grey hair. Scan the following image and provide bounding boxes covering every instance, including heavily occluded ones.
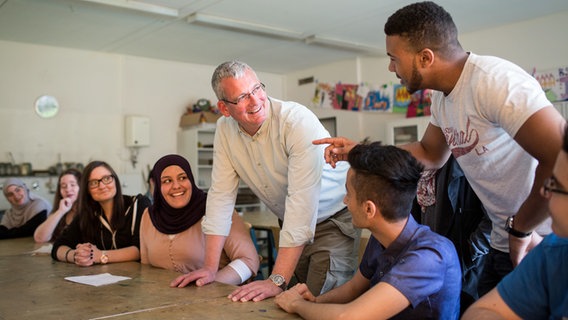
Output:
[211,60,258,100]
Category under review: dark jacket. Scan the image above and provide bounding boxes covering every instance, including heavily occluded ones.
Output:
[51,194,150,259]
[412,155,491,301]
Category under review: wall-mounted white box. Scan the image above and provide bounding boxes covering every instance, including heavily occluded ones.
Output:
[125,116,150,147]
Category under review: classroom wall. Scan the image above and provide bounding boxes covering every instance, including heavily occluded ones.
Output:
[0,10,566,180]
[284,11,568,143]
[0,41,283,178]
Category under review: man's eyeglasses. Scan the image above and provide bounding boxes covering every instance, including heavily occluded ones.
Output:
[88,175,114,189]
[543,177,568,196]
[221,83,265,105]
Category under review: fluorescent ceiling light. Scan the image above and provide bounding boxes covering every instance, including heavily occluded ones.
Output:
[81,0,179,18]
[304,35,381,54]
[186,12,380,54]
[187,13,304,40]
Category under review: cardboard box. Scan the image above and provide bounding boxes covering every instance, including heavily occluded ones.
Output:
[179,112,222,127]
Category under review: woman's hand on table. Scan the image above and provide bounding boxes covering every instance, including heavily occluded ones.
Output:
[228,279,283,302]
[170,267,217,288]
[73,243,96,267]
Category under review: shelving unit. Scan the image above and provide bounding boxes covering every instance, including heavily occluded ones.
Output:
[385,116,431,146]
[177,123,262,212]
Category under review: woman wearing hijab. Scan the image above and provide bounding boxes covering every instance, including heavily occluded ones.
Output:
[140,154,259,285]
[1,178,51,239]
[51,161,150,266]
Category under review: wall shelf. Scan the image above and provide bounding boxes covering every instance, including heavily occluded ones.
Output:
[177,125,262,212]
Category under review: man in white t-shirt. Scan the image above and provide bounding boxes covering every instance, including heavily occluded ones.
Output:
[315,1,566,297]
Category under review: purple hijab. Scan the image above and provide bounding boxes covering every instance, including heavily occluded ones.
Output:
[148,154,207,234]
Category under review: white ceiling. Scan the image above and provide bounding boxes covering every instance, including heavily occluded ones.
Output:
[1,0,568,74]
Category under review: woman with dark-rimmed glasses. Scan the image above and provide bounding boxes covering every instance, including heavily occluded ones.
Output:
[51,161,150,266]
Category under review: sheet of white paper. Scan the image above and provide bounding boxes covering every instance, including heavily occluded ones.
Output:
[27,244,53,255]
[65,273,131,287]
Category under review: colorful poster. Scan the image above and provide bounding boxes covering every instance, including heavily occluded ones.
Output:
[393,84,431,117]
[393,84,411,114]
[333,83,361,111]
[312,82,334,108]
[533,66,568,102]
[363,84,391,112]
[406,89,432,118]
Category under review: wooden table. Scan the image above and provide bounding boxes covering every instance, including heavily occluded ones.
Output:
[0,237,300,320]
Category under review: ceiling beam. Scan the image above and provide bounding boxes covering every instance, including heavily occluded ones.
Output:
[81,0,179,18]
[187,13,305,41]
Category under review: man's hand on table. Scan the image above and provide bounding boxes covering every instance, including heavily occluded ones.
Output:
[228,279,283,302]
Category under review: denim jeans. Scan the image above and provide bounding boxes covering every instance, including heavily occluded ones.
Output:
[477,248,514,296]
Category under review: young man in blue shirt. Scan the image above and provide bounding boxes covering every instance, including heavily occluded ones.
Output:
[275,143,461,319]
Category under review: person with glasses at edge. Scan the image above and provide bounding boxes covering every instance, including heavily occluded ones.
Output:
[52,161,150,266]
[1,177,51,239]
[463,124,568,319]
[171,60,360,302]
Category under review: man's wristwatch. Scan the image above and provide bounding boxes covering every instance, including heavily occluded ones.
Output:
[505,215,532,238]
[268,274,287,291]
[100,251,109,264]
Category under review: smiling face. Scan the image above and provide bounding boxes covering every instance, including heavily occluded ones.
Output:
[88,166,116,203]
[217,69,268,136]
[59,174,79,203]
[160,165,192,209]
[386,35,424,94]
[5,185,29,208]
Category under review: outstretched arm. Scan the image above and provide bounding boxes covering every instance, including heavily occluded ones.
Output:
[314,124,450,171]
[312,137,358,168]
[398,123,451,170]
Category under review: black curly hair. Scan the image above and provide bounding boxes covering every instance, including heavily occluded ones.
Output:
[384,1,462,58]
